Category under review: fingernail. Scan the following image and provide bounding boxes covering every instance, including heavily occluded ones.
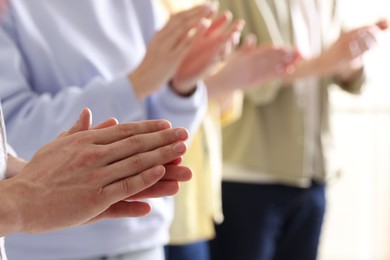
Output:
[237,19,245,30]
[175,128,187,140]
[153,165,165,176]
[204,2,218,16]
[158,121,171,130]
[224,11,233,22]
[232,31,241,45]
[173,142,186,153]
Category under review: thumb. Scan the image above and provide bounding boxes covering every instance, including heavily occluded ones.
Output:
[375,19,389,31]
[68,108,92,135]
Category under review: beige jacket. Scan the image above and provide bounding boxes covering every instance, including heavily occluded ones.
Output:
[220,0,365,187]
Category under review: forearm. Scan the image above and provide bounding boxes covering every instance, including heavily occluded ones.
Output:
[283,54,363,85]
[149,83,208,135]
[0,179,24,237]
[204,73,234,101]
[3,76,146,159]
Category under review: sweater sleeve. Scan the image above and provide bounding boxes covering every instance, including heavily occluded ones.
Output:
[0,25,207,159]
[0,46,143,159]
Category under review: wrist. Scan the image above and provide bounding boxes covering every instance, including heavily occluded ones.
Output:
[169,80,197,97]
[335,58,364,82]
[204,73,229,100]
[0,179,25,236]
[6,155,28,179]
[128,68,156,100]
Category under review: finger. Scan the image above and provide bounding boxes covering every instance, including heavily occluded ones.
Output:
[161,165,192,182]
[127,165,192,201]
[172,18,208,58]
[126,180,180,201]
[212,20,245,62]
[251,47,298,76]
[99,127,188,165]
[162,3,218,48]
[101,141,187,185]
[204,11,233,37]
[86,201,152,223]
[359,33,377,51]
[89,120,172,144]
[73,108,92,132]
[103,165,166,202]
[348,39,362,58]
[93,118,118,130]
[60,108,92,138]
[221,29,243,60]
[173,2,217,22]
[376,19,389,30]
[222,19,245,40]
[241,34,258,52]
[166,156,183,165]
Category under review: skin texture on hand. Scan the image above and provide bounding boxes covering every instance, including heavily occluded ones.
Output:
[0,109,192,236]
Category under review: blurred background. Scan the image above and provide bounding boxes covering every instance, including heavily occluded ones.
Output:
[319,0,390,259]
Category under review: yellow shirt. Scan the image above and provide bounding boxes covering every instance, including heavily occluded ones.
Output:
[160,0,243,244]
[170,103,222,244]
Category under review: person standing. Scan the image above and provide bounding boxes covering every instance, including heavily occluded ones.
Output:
[161,1,300,260]
[0,1,239,259]
[211,0,388,259]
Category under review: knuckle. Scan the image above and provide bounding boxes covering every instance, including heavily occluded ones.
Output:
[128,136,145,150]
[121,179,136,195]
[116,124,136,137]
[127,154,144,170]
[75,148,104,166]
[140,172,151,187]
[160,147,173,161]
[160,130,173,144]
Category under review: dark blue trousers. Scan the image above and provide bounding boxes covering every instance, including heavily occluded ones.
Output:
[165,240,210,260]
[210,181,326,260]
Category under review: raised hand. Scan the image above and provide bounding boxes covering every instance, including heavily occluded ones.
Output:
[205,34,301,99]
[284,19,388,82]
[171,11,245,95]
[129,3,218,99]
[1,109,191,235]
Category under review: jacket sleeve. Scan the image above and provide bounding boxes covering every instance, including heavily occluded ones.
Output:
[325,0,366,95]
[244,80,283,105]
[332,68,366,94]
[0,24,206,160]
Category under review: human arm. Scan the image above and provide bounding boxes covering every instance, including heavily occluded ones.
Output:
[0,3,209,158]
[129,3,218,98]
[0,109,191,237]
[204,34,300,104]
[283,19,388,93]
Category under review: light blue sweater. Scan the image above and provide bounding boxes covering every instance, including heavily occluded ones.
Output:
[0,0,207,259]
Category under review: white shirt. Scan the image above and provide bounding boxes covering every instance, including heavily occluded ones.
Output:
[0,106,8,260]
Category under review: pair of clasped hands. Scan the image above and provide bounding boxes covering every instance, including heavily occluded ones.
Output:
[129,2,301,99]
